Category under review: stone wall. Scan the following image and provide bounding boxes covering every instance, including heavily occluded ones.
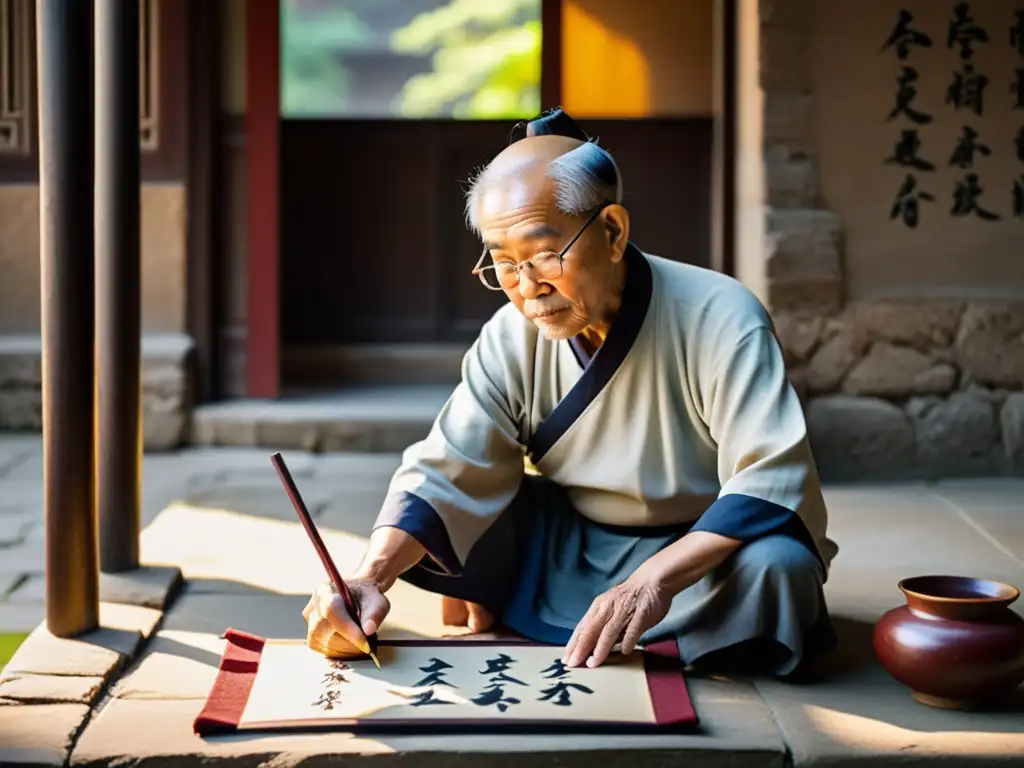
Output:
[0,334,195,451]
[759,0,1024,480]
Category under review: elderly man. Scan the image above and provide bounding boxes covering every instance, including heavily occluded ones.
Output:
[304,108,838,677]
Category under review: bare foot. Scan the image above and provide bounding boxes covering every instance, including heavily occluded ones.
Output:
[441,595,469,626]
[440,596,495,633]
[467,601,495,633]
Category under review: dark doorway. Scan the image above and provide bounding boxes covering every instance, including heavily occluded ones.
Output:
[279,117,711,348]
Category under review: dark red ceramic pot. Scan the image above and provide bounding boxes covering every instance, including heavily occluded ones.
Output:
[874,575,1024,710]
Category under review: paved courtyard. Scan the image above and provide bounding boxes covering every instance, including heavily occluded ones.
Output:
[1,432,1023,766]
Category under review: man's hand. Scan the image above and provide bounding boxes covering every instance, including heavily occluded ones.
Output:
[303,579,390,658]
[562,530,744,668]
[562,573,672,669]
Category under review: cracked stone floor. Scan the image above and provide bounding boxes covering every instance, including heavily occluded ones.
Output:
[1,433,1023,766]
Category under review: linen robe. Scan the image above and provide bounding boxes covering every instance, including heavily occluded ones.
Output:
[374,244,839,674]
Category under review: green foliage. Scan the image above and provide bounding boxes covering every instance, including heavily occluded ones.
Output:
[280,2,374,116]
[389,0,542,119]
[0,632,29,672]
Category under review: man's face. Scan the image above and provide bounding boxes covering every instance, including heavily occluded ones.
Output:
[476,174,622,341]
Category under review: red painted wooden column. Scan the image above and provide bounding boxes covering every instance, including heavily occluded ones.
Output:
[245,0,280,398]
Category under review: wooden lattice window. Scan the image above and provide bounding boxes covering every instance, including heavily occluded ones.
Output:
[139,0,159,151]
[0,0,184,181]
[0,0,31,155]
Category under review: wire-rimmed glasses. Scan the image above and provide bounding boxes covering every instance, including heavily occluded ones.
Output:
[471,203,611,291]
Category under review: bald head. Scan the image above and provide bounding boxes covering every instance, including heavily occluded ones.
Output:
[464,134,623,235]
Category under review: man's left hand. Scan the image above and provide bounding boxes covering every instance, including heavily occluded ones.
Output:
[563,573,673,668]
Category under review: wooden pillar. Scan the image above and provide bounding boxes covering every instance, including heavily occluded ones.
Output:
[95,0,142,573]
[36,0,99,636]
[712,0,738,277]
[245,0,280,398]
[541,0,563,109]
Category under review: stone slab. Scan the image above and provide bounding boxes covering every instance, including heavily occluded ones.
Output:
[819,484,1024,619]
[0,673,105,705]
[0,505,35,546]
[70,678,784,768]
[0,538,44,573]
[0,570,25,598]
[6,573,43,602]
[2,602,160,679]
[100,564,184,611]
[0,433,40,476]
[138,502,387,597]
[755,665,1024,767]
[189,387,450,452]
[928,480,1024,567]
[0,703,90,767]
[753,483,1024,767]
[0,601,43,632]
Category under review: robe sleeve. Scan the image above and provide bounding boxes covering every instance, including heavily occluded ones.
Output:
[371,317,528,575]
[688,325,829,567]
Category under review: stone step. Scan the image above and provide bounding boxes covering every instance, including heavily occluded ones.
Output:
[189,385,454,452]
[0,332,193,451]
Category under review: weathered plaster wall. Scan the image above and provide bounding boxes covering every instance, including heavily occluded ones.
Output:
[759,0,1024,480]
[0,183,187,334]
[811,0,1024,298]
[0,183,193,449]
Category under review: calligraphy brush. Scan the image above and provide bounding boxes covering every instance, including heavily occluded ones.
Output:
[269,452,381,669]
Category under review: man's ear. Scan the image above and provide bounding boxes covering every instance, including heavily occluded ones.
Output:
[602,204,630,261]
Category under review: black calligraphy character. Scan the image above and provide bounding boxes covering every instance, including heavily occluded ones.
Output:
[951,173,1001,221]
[413,657,458,688]
[946,64,989,116]
[1012,176,1024,218]
[947,2,989,59]
[540,659,571,680]
[889,174,935,229]
[321,663,350,687]
[471,684,521,713]
[538,681,595,707]
[880,9,933,60]
[479,654,526,686]
[1010,9,1024,56]
[488,671,528,686]
[408,689,455,707]
[1016,127,1024,162]
[313,689,342,711]
[1013,69,1023,110]
[884,129,936,171]
[948,126,991,168]
[887,67,933,124]
[479,654,516,675]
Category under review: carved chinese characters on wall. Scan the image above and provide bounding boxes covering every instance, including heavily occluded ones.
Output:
[882,3,1023,227]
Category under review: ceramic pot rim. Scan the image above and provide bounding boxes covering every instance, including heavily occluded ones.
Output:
[898,574,1021,605]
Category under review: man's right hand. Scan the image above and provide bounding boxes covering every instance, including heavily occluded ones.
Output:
[303,579,391,658]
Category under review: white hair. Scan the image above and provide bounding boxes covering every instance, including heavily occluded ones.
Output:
[464,140,624,236]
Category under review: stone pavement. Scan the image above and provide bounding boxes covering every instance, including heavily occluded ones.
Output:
[1,433,1023,767]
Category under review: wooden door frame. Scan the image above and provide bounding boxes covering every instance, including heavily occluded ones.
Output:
[245,0,281,398]
[240,0,737,400]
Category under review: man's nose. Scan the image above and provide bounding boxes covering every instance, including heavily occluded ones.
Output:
[517,272,547,300]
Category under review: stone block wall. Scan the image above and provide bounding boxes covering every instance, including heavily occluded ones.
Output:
[758,0,1023,481]
[0,333,195,451]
